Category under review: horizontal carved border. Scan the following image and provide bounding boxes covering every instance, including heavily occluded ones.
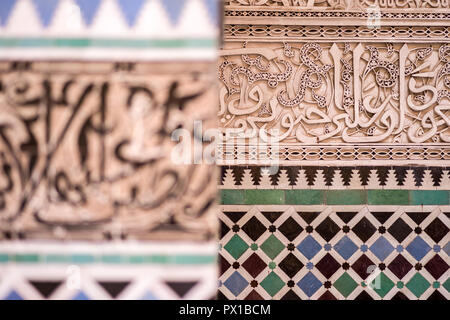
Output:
[224,1,450,10]
[224,25,450,42]
[225,8,450,24]
[217,145,450,165]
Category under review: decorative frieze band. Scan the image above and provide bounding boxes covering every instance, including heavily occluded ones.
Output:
[224,25,450,42]
[217,144,450,165]
[224,0,450,10]
[224,9,450,26]
[219,166,450,190]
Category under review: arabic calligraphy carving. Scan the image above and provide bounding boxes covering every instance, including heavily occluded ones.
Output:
[0,63,217,240]
[219,42,450,144]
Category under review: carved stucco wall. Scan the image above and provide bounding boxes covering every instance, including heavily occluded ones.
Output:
[218,1,450,300]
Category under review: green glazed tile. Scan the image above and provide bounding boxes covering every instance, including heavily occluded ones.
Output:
[260,272,285,297]
[285,190,324,205]
[260,234,284,260]
[244,190,284,205]
[173,255,216,265]
[0,254,9,263]
[406,273,430,298]
[410,190,449,205]
[142,255,163,263]
[220,190,244,205]
[101,255,125,264]
[326,190,366,205]
[44,255,69,263]
[442,278,450,293]
[14,254,39,263]
[368,190,409,205]
[333,272,358,298]
[369,272,395,298]
[129,255,145,264]
[224,234,249,260]
[70,254,96,264]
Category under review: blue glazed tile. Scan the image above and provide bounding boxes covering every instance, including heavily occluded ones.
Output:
[297,235,322,260]
[369,236,394,261]
[4,290,23,300]
[32,0,60,27]
[297,272,322,297]
[443,242,450,257]
[117,0,146,27]
[334,236,358,260]
[75,0,102,26]
[0,0,17,26]
[202,0,218,25]
[223,271,248,297]
[160,0,188,26]
[141,291,158,300]
[72,291,90,300]
[406,236,431,261]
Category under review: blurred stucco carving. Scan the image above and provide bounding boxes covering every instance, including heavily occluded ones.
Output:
[0,62,218,240]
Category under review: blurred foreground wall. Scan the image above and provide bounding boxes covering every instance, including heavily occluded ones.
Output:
[0,0,220,300]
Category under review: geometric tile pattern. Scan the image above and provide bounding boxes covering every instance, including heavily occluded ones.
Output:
[0,0,219,60]
[0,242,218,300]
[219,206,449,300]
[220,166,450,190]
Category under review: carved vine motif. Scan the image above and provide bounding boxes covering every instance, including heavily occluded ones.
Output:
[225,0,450,8]
[218,42,450,144]
[0,65,217,239]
